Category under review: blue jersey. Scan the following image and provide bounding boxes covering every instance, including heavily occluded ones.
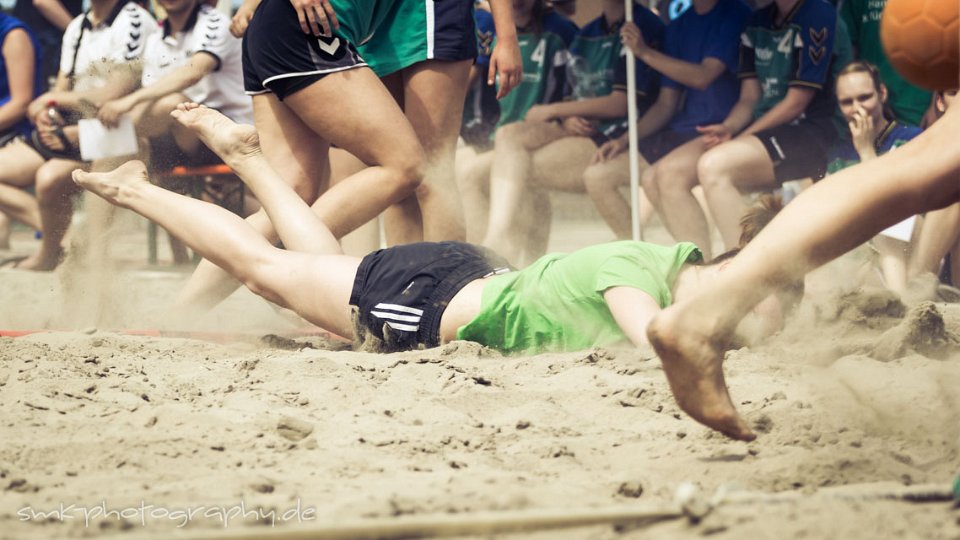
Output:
[0,13,42,138]
[738,0,841,123]
[662,0,751,133]
[826,121,921,174]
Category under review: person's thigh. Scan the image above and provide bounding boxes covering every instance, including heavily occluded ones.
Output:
[652,137,709,190]
[253,93,331,202]
[698,135,776,191]
[401,59,472,155]
[529,136,598,192]
[283,68,423,175]
[495,120,570,152]
[0,140,45,188]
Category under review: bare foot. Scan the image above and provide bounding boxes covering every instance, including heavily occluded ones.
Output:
[170,103,261,167]
[72,160,150,208]
[11,247,64,272]
[647,303,757,441]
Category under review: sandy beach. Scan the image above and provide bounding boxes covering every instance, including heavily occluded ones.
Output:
[1,204,958,539]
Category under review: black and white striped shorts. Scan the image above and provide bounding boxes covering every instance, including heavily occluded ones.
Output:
[349,242,511,351]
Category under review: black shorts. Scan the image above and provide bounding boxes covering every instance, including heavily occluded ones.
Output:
[753,119,835,183]
[149,133,220,171]
[22,129,84,162]
[349,242,512,351]
[637,129,701,163]
[242,0,366,100]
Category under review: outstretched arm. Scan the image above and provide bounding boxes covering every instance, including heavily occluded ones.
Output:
[604,286,662,347]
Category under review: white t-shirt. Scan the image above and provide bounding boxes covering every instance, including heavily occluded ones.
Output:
[141,4,252,124]
[60,1,157,92]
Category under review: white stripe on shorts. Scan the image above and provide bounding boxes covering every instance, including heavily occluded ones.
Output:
[386,321,419,332]
[374,303,424,316]
[425,0,436,59]
[371,310,422,323]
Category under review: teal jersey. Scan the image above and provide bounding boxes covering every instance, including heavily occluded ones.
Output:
[329,0,398,46]
[826,121,921,174]
[567,3,663,138]
[839,0,932,125]
[739,0,843,123]
[495,12,578,127]
[457,241,702,355]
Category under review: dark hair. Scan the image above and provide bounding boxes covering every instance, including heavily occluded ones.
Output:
[836,60,895,122]
[530,0,547,35]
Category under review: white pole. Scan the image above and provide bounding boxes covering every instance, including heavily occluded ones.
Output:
[624,0,642,241]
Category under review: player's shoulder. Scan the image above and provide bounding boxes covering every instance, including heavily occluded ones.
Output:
[542,10,578,40]
[576,14,607,39]
[632,1,664,32]
[196,4,227,27]
[892,123,923,140]
[63,12,86,38]
[117,1,155,22]
[796,0,838,25]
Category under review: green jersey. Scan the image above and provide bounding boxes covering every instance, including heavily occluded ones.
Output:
[456,241,702,355]
[839,0,932,126]
[495,11,578,127]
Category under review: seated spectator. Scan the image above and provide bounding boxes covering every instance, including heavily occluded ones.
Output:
[839,0,932,127]
[0,0,156,270]
[826,61,922,294]
[0,12,42,249]
[11,0,82,88]
[462,1,661,267]
[96,0,252,171]
[678,0,850,256]
[582,0,750,257]
[456,0,577,256]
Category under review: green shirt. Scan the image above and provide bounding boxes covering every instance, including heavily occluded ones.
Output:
[839,0,932,125]
[456,241,702,354]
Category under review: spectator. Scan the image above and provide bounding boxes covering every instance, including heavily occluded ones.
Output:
[0,0,156,270]
[0,12,41,249]
[687,0,850,255]
[826,60,922,294]
[584,0,751,255]
[839,0,932,127]
[456,0,577,256]
[11,0,82,87]
[96,0,252,171]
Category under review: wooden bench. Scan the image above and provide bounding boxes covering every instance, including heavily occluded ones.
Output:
[149,163,245,264]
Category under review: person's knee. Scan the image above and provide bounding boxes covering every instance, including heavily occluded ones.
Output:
[639,167,660,202]
[493,122,525,148]
[35,166,73,202]
[697,148,731,190]
[582,164,611,195]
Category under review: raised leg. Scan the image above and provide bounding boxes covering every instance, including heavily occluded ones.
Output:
[74,161,359,338]
[647,104,960,441]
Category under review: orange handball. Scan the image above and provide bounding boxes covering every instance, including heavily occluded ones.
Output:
[881,0,959,91]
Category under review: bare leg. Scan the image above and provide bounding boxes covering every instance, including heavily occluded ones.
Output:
[174,93,331,312]
[0,140,45,244]
[0,212,9,250]
[171,104,341,255]
[697,135,776,251]
[175,66,423,312]
[456,149,494,243]
[909,202,960,277]
[17,159,83,271]
[645,139,714,258]
[73,161,358,338]
[330,148,381,256]
[482,121,569,263]
[584,149,657,242]
[873,234,911,294]
[647,104,960,441]
[384,59,472,243]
